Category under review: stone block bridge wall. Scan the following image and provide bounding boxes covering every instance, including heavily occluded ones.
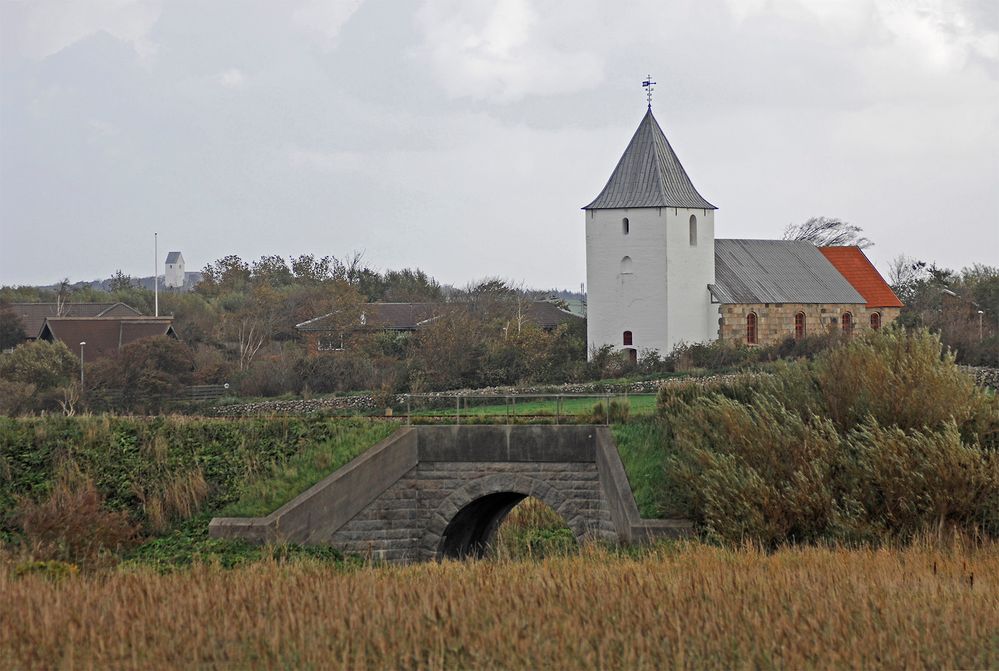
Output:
[210,425,688,563]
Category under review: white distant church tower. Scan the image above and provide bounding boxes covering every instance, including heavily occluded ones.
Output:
[584,106,717,358]
[164,251,185,288]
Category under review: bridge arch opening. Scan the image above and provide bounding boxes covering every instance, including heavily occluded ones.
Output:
[437,494,577,560]
[423,473,593,562]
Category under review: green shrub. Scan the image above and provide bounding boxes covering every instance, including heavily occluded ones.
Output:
[295,352,376,394]
[0,340,77,414]
[648,329,999,546]
[236,352,305,397]
[841,420,998,539]
[808,329,982,433]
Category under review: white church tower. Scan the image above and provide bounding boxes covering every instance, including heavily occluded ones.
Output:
[164,251,185,288]
[584,106,717,358]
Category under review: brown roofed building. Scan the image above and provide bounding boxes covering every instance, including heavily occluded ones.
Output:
[39,317,178,359]
[10,302,143,340]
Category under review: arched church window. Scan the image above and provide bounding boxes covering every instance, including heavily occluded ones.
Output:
[622,217,630,235]
[842,312,854,334]
[623,331,633,346]
[620,256,633,274]
[747,313,758,345]
[689,214,697,246]
[794,312,806,339]
[870,312,881,330]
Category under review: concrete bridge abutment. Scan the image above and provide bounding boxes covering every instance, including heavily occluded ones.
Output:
[210,425,690,563]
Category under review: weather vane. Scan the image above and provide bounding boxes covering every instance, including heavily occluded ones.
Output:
[642,74,656,108]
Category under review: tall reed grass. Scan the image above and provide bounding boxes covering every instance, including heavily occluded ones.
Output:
[2,542,995,669]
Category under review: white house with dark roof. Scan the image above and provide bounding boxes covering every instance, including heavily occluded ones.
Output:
[164,251,185,288]
[584,107,902,357]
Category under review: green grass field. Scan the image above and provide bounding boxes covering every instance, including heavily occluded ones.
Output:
[409,394,658,420]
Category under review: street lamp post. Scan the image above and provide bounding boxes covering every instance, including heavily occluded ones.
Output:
[79,341,86,386]
[979,310,985,342]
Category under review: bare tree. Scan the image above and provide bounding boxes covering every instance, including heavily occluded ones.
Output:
[783,217,873,248]
[56,278,70,316]
[235,319,265,371]
[887,255,927,288]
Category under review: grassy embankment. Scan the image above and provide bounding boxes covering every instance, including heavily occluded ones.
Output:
[0,416,396,568]
[3,542,996,669]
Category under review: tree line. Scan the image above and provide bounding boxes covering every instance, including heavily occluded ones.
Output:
[0,240,995,414]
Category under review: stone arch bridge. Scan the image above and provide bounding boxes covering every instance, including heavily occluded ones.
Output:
[210,425,689,563]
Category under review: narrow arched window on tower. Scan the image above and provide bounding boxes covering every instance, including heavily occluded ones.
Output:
[689,214,697,246]
[622,217,630,235]
[870,312,881,330]
[620,256,633,274]
[746,312,758,345]
[794,312,806,339]
[623,331,633,346]
[842,312,854,334]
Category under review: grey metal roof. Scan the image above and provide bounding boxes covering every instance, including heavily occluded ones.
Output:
[165,251,182,264]
[584,108,716,210]
[710,239,866,304]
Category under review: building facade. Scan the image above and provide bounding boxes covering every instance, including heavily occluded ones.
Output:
[584,107,901,356]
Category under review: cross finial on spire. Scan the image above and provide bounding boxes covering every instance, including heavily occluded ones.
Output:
[642,74,656,109]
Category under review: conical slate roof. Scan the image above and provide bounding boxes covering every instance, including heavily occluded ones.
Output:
[584,108,716,210]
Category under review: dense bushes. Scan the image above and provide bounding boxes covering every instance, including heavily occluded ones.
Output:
[650,329,999,545]
[0,416,391,541]
[0,340,77,415]
[86,337,195,413]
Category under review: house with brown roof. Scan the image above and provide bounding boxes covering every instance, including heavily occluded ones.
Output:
[10,302,143,341]
[38,317,178,359]
[296,302,581,354]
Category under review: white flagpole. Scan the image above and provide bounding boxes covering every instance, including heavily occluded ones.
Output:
[154,232,159,317]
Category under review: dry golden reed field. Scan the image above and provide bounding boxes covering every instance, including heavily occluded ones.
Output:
[2,541,997,670]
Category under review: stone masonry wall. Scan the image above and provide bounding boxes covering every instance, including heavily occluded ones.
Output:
[328,461,614,563]
[718,304,902,346]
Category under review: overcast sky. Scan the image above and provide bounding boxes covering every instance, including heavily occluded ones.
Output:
[1,0,997,289]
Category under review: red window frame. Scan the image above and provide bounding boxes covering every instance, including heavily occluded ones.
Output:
[794,312,805,339]
[842,312,854,334]
[870,312,881,330]
[746,313,758,345]
[623,331,633,346]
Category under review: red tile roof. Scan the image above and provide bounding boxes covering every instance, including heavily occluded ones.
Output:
[819,247,904,308]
